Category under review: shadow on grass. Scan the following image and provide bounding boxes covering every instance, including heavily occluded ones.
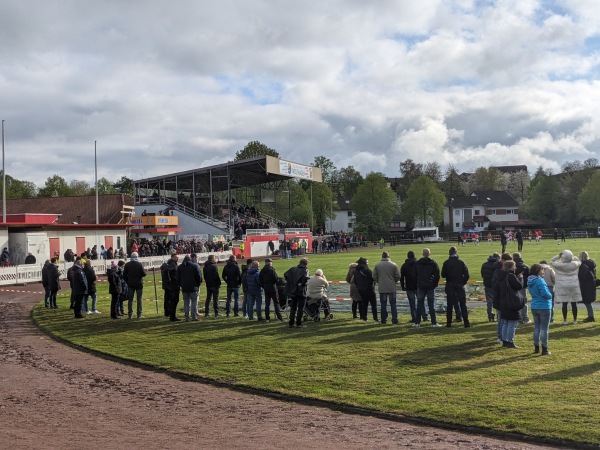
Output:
[520,361,600,384]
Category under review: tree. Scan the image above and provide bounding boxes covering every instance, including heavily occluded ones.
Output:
[351,172,397,237]
[114,176,134,196]
[69,180,92,196]
[423,162,443,187]
[309,182,334,231]
[337,166,364,198]
[38,175,72,197]
[520,175,560,226]
[468,167,506,192]
[556,164,596,227]
[401,175,447,228]
[234,141,279,161]
[0,172,37,198]
[506,170,530,204]
[313,155,339,187]
[577,171,600,224]
[96,177,118,195]
[396,159,423,199]
[440,165,468,200]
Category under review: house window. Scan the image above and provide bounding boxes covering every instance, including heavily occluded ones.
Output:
[474,209,480,215]
[454,209,461,216]
[347,211,353,217]
[348,223,353,229]
[491,209,496,215]
[455,223,460,228]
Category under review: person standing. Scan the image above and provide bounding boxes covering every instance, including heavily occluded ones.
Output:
[500,231,507,254]
[160,259,172,317]
[83,260,99,314]
[222,255,242,317]
[481,253,500,322]
[353,257,379,323]
[494,260,525,348]
[178,253,202,322]
[441,246,471,328]
[166,253,181,321]
[550,250,582,325]
[259,258,283,322]
[245,261,263,321]
[107,261,122,319]
[346,262,362,319]
[47,257,60,309]
[539,260,556,323]
[203,254,222,317]
[123,251,147,319]
[284,258,310,328]
[401,251,427,324]
[71,259,88,319]
[412,248,442,328]
[528,264,553,355]
[240,258,253,318]
[42,259,51,308]
[515,229,524,252]
[578,251,596,322]
[513,252,530,324]
[373,251,401,325]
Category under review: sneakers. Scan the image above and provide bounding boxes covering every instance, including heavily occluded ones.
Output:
[92,310,101,314]
[87,311,93,314]
[411,323,420,328]
[573,320,578,325]
[137,315,144,319]
[562,320,569,325]
[432,323,442,328]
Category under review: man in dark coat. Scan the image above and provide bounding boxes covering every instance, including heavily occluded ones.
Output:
[165,254,180,321]
[513,252,530,324]
[412,248,441,327]
[259,258,283,322]
[353,257,379,323]
[203,254,221,317]
[71,259,88,319]
[480,253,500,322]
[441,246,471,328]
[42,260,51,308]
[107,261,122,319]
[123,251,147,319]
[177,254,202,321]
[401,251,426,323]
[222,255,242,317]
[284,258,309,328]
[47,258,61,309]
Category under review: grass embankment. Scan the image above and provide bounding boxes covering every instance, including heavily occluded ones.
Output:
[34,239,600,444]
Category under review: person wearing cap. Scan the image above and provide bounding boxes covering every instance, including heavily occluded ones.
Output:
[373,251,401,325]
[107,260,122,319]
[123,251,147,319]
[284,258,310,328]
[222,254,242,317]
[306,269,332,321]
[259,258,284,322]
[441,246,471,328]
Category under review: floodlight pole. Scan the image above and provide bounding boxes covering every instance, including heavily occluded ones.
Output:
[2,120,5,224]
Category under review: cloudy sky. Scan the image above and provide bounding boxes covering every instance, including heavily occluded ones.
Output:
[1,0,599,187]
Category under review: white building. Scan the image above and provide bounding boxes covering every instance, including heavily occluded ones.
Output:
[444,191,524,232]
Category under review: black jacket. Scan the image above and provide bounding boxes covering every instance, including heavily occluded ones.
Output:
[514,257,529,281]
[493,270,523,320]
[83,265,97,294]
[413,257,440,290]
[579,259,597,304]
[283,262,309,298]
[123,260,146,289]
[71,264,88,296]
[353,263,375,292]
[480,256,498,288]
[203,260,221,288]
[107,267,121,295]
[177,259,202,293]
[222,260,242,288]
[47,263,60,292]
[259,264,280,294]
[441,256,469,286]
[400,258,418,291]
[42,262,50,288]
[165,259,179,291]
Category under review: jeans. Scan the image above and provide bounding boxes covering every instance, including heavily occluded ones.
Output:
[445,283,469,326]
[264,291,282,320]
[247,292,263,320]
[48,290,58,309]
[416,288,437,325]
[205,287,220,316]
[379,292,398,324]
[82,294,89,313]
[502,319,518,343]
[585,303,595,320]
[484,287,495,320]
[226,287,240,315]
[44,287,51,307]
[182,290,199,320]
[127,285,143,317]
[532,309,551,348]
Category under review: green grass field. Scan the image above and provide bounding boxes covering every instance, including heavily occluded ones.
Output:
[33,237,600,445]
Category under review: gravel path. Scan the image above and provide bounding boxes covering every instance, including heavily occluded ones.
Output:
[0,283,563,450]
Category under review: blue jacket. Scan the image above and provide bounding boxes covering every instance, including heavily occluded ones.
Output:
[528,275,553,310]
[245,266,262,296]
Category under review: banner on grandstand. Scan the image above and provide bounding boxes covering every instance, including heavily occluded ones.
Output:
[278,159,314,181]
[183,234,209,243]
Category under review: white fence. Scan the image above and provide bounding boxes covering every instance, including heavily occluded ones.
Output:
[0,251,234,286]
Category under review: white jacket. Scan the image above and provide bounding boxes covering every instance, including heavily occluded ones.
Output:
[549,250,582,303]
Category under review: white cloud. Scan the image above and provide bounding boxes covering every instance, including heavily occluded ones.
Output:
[0,0,599,188]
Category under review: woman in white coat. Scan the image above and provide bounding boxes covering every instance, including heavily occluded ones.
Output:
[549,250,581,324]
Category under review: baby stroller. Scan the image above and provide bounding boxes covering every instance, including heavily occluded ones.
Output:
[303,294,333,323]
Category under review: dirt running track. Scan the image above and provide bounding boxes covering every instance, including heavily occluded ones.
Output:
[0,284,563,450]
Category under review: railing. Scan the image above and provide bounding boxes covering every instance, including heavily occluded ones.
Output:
[163,198,230,230]
[0,251,234,287]
[245,228,280,236]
